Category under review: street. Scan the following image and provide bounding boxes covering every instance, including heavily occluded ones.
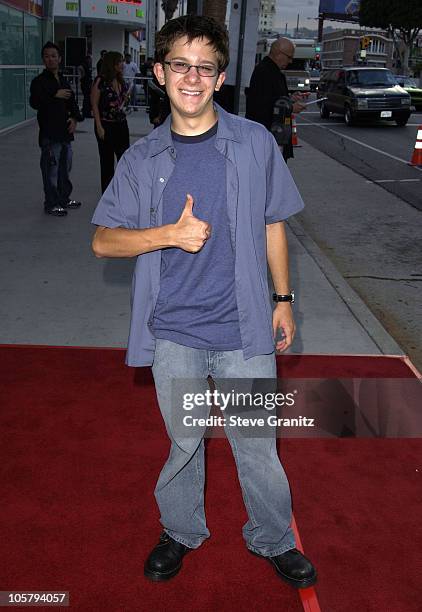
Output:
[296,101,422,210]
[290,103,422,370]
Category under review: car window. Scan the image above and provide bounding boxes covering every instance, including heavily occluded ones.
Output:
[402,77,418,88]
[346,70,397,86]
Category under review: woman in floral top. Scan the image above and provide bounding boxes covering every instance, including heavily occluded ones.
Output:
[91,52,130,193]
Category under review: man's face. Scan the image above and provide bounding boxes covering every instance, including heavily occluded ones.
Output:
[154,36,225,122]
[125,55,131,64]
[43,48,61,72]
[273,45,294,69]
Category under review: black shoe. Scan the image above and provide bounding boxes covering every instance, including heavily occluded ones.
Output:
[250,548,317,589]
[44,205,67,217]
[144,532,191,582]
[63,200,82,209]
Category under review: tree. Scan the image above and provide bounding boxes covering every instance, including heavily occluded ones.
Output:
[161,0,179,21]
[360,0,422,72]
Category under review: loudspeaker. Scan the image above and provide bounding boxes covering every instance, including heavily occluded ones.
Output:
[65,37,87,67]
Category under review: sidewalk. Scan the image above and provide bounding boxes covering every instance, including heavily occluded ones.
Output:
[0,110,403,357]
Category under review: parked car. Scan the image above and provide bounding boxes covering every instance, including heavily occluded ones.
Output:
[395,76,422,111]
[282,70,310,93]
[309,69,321,91]
[317,67,411,126]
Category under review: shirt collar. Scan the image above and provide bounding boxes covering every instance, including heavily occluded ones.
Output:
[148,103,241,157]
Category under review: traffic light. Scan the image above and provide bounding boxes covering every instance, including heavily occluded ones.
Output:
[315,53,320,61]
[360,36,371,50]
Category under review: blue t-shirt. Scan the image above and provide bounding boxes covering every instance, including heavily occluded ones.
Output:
[152,122,242,350]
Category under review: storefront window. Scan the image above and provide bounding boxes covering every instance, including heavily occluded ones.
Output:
[0,68,25,130]
[24,14,43,65]
[0,4,24,65]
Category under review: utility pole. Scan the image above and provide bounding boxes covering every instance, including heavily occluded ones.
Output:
[77,0,82,37]
[233,0,248,115]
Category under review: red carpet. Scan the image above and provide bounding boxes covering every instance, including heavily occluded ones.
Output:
[0,346,420,611]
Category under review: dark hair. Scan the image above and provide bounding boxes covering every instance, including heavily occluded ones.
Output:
[101,49,107,56]
[41,41,61,58]
[100,51,124,84]
[155,15,229,72]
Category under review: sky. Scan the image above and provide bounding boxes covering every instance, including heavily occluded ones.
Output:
[273,0,354,33]
[274,0,320,31]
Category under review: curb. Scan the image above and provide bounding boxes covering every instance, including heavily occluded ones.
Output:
[287,216,404,357]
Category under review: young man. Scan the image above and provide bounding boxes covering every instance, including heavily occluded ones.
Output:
[30,42,82,216]
[91,16,317,589]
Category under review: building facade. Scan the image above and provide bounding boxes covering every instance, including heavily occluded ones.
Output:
[321,29,394,71]
[0,0,52,131]
[258,0,275,34]
[53,0,146,73]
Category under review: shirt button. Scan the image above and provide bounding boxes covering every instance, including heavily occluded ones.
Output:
[159,177,165,183]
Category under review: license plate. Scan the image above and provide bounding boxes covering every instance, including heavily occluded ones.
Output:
[380,111,392,118]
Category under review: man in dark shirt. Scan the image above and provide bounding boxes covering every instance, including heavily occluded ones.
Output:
[30,42,82,216]
[96,50,107,76]
[246,38,305,162]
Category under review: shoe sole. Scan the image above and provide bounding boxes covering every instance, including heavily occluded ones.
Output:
[144,561,182,582]
[248,549,317,589]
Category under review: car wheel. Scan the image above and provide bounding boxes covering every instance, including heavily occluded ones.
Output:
[344,105,356,126]
[320,101,330,119]
[395,117,408,127]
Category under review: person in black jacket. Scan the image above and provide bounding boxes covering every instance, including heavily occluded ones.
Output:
[245,38,305,162]
[30,41,82,216]
[147,74,170,128]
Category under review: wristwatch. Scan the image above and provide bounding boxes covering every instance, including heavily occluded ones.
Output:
[273,291,295,303]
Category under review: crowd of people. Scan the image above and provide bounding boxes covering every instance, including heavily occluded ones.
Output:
[29,44,169,212]
[29,35,306,216]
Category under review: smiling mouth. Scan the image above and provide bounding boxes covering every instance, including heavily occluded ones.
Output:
[180,90,202,96]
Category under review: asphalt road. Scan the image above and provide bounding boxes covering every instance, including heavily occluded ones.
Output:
[289,103,422,370]
[296,103,422,211]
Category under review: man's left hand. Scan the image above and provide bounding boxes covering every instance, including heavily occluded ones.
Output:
[273,302,296,352]
[67,118,77,134]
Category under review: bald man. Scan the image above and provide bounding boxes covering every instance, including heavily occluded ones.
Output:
[246,38,305,162]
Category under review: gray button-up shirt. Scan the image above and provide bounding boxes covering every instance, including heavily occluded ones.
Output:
[92,104,304,366]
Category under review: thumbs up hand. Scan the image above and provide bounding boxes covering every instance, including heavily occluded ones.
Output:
[173,194,211,253]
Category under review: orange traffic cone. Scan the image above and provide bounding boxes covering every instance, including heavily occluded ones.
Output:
[409,126,422,166]
[291,114,301,147]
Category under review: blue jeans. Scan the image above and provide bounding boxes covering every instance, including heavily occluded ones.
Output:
[151,339,296,556]
[40,139,73,210]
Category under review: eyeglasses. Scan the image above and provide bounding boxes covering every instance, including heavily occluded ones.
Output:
[280,51,294,61]
[163,60,219,77]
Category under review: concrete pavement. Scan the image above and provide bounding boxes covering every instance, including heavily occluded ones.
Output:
[0,110,404,357]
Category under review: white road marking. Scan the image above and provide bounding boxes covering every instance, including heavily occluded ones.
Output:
[366,178,421,183]
[298,119,422,172]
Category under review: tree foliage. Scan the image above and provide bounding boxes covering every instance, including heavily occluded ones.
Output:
[360,0,422,45]
[360,0,422,71]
